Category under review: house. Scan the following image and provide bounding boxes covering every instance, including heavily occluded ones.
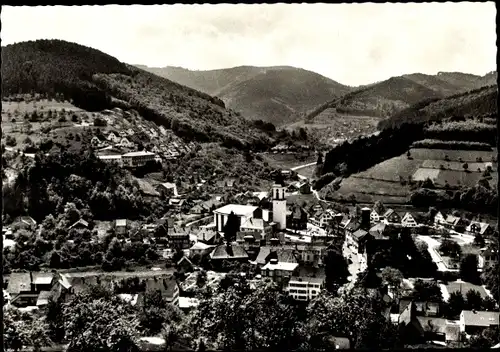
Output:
[444,215,464,231]
[261,258,299,284]
[294,244,326,266]
[351,229,372,254]
[189,242,214,257]
[69,219,89,230]
[156,182,178,198]
[117,137,135,148]
[6,272,54,307]
[122,151,157,168]
[210,243,249,266]
[143,276,180,306]
[213,204,262,232]
[115,219,128,235]
[287,204,308,231]
[169,198,186,211]
[167,233,191,249]
[433,212,447,227]
[402,212,418,228]
[106,131,121,143]
[176,256,194,274]
[383,209,401,224]
[178,297,200,313]
[91,136,103,148]
[370,210,381,224]
[398,300,461,344]
[286,274,325,301]
[466,221,492,237]
[480,248,498,268]
[195,229,221,245]
[240,217,272,237]
[460,310,499,335]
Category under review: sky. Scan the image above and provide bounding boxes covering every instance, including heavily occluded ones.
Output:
[1,3,497,87]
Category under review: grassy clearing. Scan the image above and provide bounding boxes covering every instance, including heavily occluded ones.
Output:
[261,152,316,169]
[296,165,316,179]
[435,170,484,187]
[337,177,411,197]
[355,155,422,181]
[1,99,83,115]
[412,168,441,182]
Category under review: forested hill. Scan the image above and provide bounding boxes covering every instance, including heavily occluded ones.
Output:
[1,40,283,150]
[377,85,498,130]
[137,65,352,126]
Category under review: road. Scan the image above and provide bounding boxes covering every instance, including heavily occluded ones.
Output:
[416,235,450,272]
[61,268,175,278]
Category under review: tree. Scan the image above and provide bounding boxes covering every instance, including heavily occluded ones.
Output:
[406,150,411,159]
[63,291,141,352]
[222,211,240,243]
[460,254,479,283]
[473,233,485,248]
[469,326,500,349]
[463,162,469,171]
[324,249,349,293]
[465,289,483,311]
[373,201,386,215]
[438,239,461,258]
[412,280,442,303]
[380,267,404,299]
[316,152,323,165]
[445,291,465,319]
[3,309,51,351]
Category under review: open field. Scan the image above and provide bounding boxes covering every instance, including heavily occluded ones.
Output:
[355,155,422,181]
[412,168,441,182]
[1,99,83,115]
[260,152,316,170]
[296,165,316,179]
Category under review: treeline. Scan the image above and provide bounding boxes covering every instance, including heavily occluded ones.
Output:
[424,120,497,145]
[321,122,425,180]
[378,85,497,130]
[411,139,492,151]
[410,183,498,215]
[1,39,129,111]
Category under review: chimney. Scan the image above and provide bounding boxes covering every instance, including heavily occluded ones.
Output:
[361,208,371,230]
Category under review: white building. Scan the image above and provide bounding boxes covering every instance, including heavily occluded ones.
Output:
[272,184,287,230]
[434,212,447,227]
[286,276,325,301]
[370,210,381,224]
[213,204,261,232]
[98,154,123,166]
[122,151,156,167]
[401,212,418,228]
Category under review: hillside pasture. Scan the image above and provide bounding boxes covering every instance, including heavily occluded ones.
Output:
[409,148,497,162]
[435,170,485,188]
[260,152,316,170]
[1,99,83,115]
[355,155,422,181]
[420,160,494,172]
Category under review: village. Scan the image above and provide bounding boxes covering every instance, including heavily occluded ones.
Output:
[3,152,499,348]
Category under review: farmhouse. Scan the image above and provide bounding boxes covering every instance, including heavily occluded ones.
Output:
[401,213,418,228]
[106,131,121,143]
[466,221,492,237]
[383,209,401,224]
[370,210,381,224]
[155,182,178,197]
[122,151,157,168]
[434,212,447,227]
[459,310,499,335]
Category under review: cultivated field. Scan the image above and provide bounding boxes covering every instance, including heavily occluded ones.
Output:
[328,146,498,206]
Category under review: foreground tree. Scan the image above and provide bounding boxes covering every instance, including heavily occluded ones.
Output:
[460,254,479,283]
[303,289,401,350]
[62,288,141,352]
[4,309,51,352]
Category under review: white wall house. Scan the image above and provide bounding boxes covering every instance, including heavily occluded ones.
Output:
[370,210,380,224]
[122,151,156,167]
[434,212,447,227]
[286,276,325,301]
[401,212,418,228]
[213,204,261,232]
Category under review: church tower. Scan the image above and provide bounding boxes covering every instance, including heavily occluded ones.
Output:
[272,183,287,230]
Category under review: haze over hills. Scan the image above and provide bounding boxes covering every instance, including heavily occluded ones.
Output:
[135,65,353,126]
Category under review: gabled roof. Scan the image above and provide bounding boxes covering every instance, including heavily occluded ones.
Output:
[6,273,32,295]
[255,246,273,265]
[462,310,499,327]
[352,229,369,240]
[466,221,490,235]
[346,220,361,232]
[36,291,53,306]
[177,256,193,267]
[262,261,299,272]
[445,215,461,226]
[240,217,267,231]
[383,209,399,218]
[210,243,249,260]
[369,222,388,239]
[190,242,212,251]
[69,219,89,229]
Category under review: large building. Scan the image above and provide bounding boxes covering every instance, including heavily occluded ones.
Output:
[122,151,156,167]
[286,276,325,301]
[272,184,287,230]
[213,204,262,232]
